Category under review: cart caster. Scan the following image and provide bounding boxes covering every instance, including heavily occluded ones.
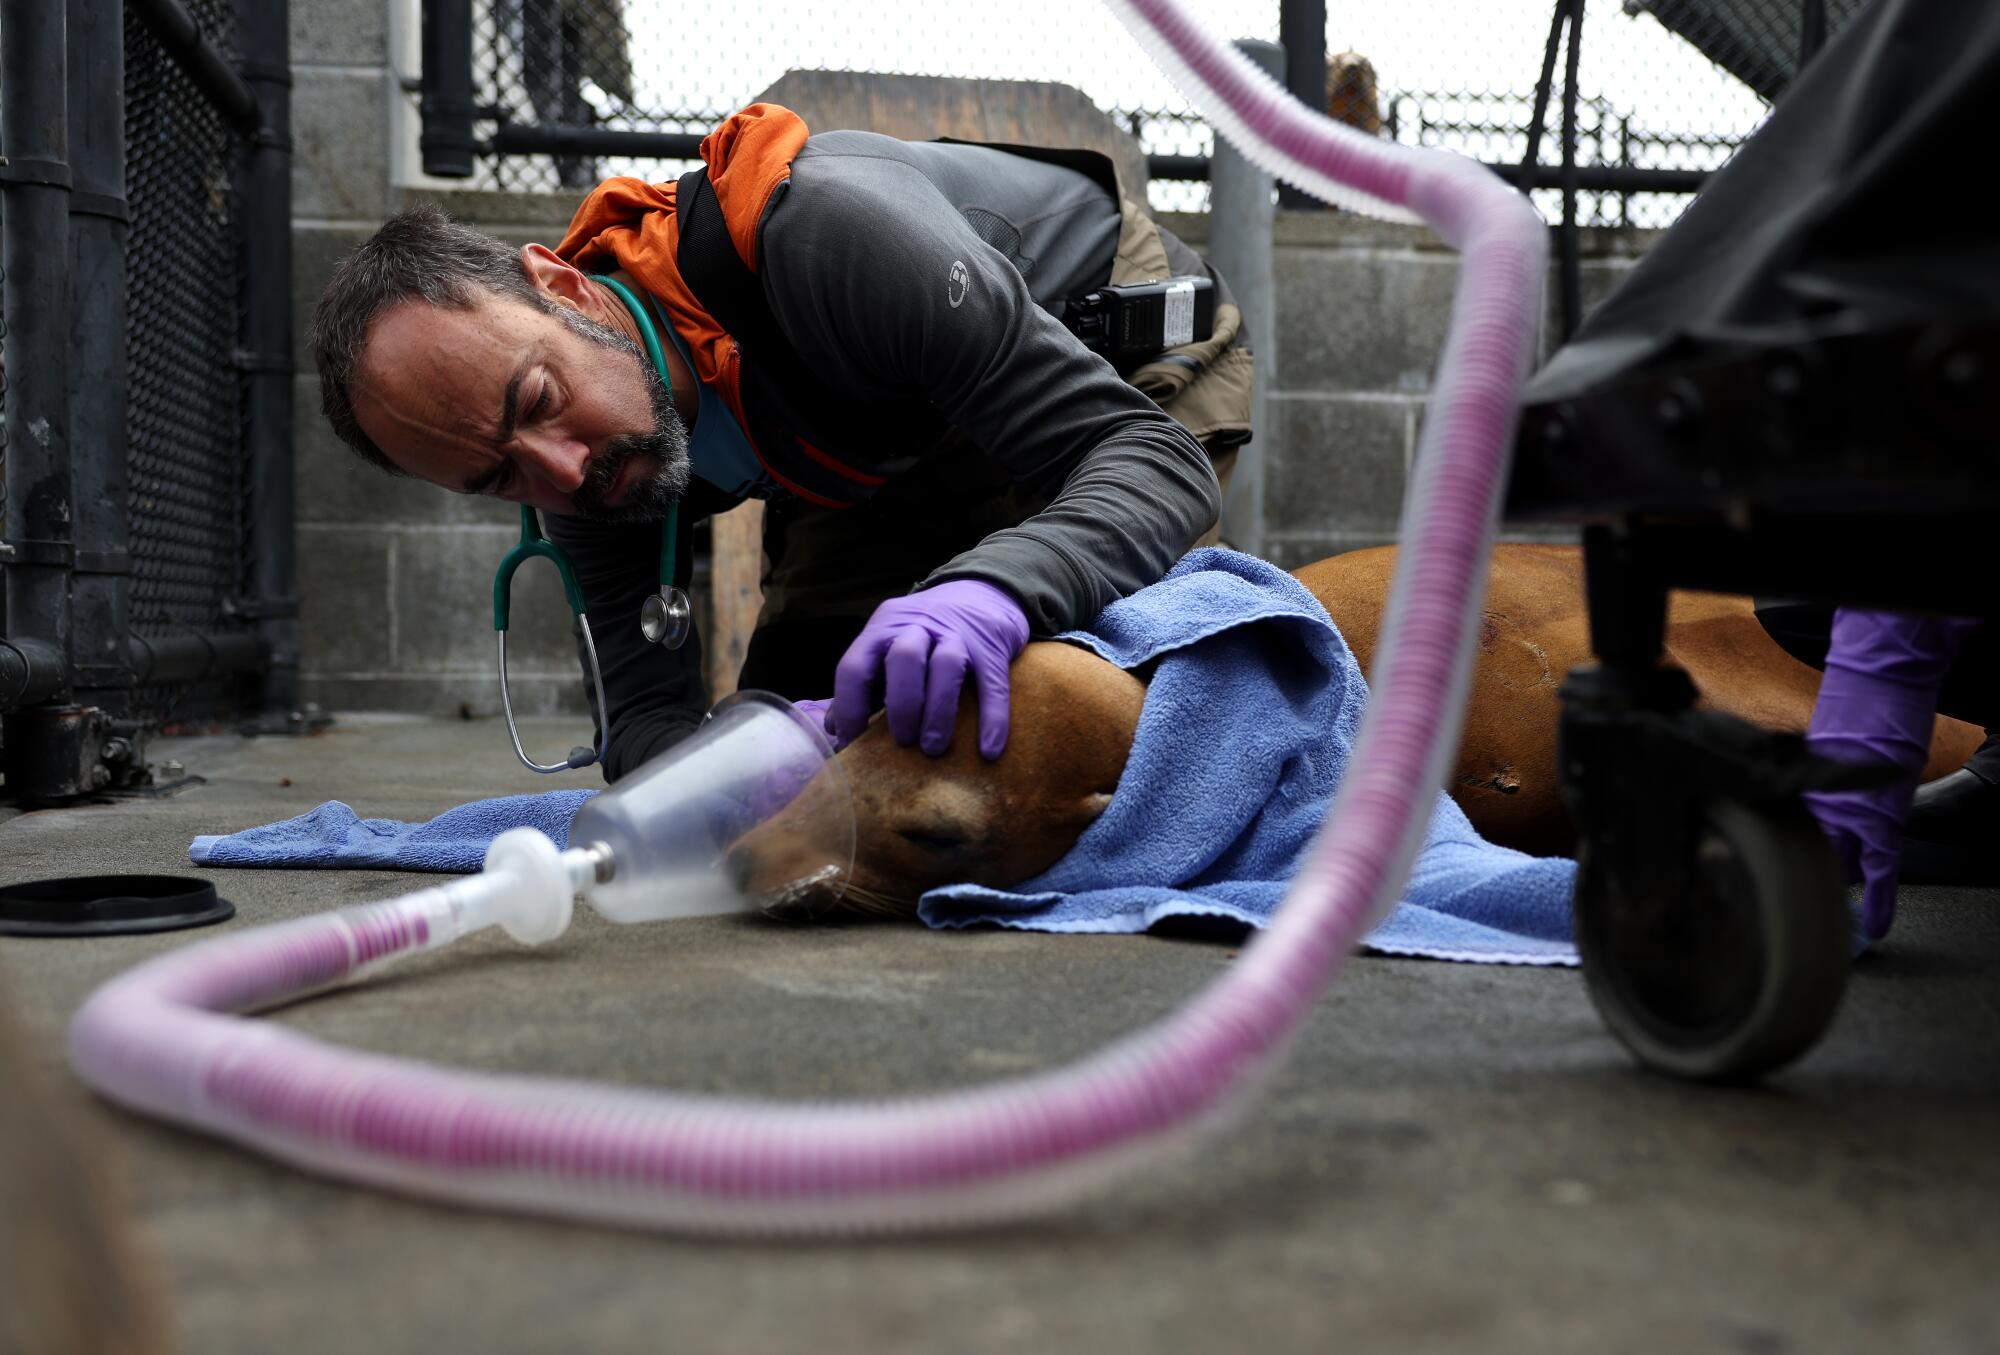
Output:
[1576,797,1850,1082]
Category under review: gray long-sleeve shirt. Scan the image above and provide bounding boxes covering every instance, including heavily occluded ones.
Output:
[547,131,1220,780]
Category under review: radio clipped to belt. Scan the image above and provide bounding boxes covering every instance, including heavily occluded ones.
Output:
[1063,274,1215,362]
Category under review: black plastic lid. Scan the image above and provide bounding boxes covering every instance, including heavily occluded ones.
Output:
[0,875,235,937]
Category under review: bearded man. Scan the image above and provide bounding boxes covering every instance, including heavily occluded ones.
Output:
[309,103,1252,779]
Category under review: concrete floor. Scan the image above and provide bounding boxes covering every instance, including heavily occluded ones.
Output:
[3,716,1998,1354]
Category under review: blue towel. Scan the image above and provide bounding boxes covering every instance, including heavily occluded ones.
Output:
[920,549,1581,965]
[190,551,1576,964]
[188,790,597,873]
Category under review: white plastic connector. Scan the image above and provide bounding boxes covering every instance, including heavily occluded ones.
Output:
[478,827,577,945]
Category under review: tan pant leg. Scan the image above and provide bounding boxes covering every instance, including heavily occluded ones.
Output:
[1105,192,1256,543]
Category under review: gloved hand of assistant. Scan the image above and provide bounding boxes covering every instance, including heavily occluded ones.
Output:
[828,579,1030,760]
[1802,608,1976,941]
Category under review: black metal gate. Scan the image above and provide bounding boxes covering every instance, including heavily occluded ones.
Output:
[1,0,297,801]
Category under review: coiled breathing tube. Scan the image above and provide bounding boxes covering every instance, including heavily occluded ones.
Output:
[68,0,1546,1235]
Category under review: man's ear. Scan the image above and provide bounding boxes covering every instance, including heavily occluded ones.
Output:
[519,243,592,311]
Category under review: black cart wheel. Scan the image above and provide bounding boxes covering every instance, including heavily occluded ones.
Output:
[1576,797,1850,1082]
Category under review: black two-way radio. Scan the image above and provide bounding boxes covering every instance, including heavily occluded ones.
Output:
[1063,274,1215,361]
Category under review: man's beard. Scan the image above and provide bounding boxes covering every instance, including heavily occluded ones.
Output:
[554,303,692,524]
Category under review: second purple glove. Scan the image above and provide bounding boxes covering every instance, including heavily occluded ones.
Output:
[1803,608,1977,941]
[829,579,1030,760]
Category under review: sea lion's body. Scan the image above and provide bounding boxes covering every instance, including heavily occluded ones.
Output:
[732,546,1985,914]
[1297,545,1982,856]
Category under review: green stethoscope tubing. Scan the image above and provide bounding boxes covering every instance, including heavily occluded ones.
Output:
[492,272,691,773]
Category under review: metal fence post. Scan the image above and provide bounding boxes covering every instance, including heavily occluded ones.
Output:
[236,0,305,728]
[67,0,135,705]
[1800,0,1828,68]
[1559,0,1584,341]
[1208,38,1283,557]
[1517,0,1585,343]
[423,0,480,178]
[1,0,76,706]
[1277,0,1326,209]
[1517,0,1571,195]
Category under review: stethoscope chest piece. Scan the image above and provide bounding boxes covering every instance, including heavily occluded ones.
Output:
[640,585,693,648]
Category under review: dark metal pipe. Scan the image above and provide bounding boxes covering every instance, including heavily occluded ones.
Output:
[127,631,269,685]
[1277,0,1326,208]
[3,0,77,701]
[235,0,301,721]
[422,0,480,177]
[1799,0,1828,71]
[1501,161,1706,195]
[1146,154,1210,183]
[67,0,135,700]
[4,627,265,740]
[0,638,67,710]
[489,124,706,161]
[1558,0,1584,341]
[1279,0,1327,112]
[126,0,259,130]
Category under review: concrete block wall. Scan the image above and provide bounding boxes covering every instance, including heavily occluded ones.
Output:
[290,7,619,720]
[294,192,620,720]
[285,4,1655,716]
[1159,210,1654,571]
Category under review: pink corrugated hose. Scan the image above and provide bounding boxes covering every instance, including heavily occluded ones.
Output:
[68,0,1547,1234]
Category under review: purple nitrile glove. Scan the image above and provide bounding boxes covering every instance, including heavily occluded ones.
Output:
[829,579,1030,760]
[1802,608,1979,941]
[792,696,832,728]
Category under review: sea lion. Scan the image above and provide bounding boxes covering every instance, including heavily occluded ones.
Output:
[729,545,1985,916]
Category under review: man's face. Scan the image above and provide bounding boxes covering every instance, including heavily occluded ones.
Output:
[351,290,689,522]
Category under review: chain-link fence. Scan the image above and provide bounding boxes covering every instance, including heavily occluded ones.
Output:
[122,0,256,725]
[434,0,1854,225]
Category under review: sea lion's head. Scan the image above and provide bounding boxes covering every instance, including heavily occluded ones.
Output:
[727,642,1145,918]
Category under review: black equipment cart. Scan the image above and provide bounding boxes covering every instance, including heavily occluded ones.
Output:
[1505,0,2000,1079]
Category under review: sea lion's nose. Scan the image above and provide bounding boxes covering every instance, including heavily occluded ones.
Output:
[724,836,844,919]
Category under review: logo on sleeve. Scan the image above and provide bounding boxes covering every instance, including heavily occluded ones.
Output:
[947,260,969,309]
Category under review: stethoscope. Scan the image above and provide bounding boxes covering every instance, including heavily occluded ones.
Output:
[493,273,693,774]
